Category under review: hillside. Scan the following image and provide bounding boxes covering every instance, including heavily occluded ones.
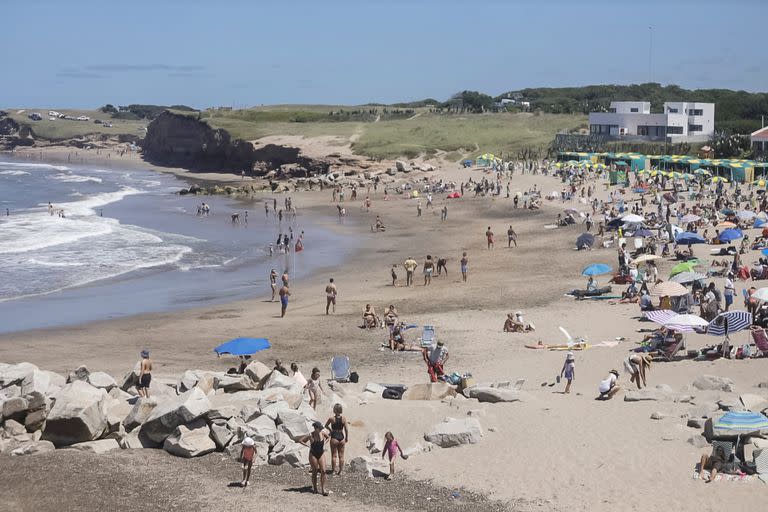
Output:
[496,83,768,134]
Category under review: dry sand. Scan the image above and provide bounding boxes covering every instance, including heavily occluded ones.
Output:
[1,150,767,512]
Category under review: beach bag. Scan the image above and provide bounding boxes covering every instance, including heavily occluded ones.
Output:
[349,372,359,383]
[382,388,402,400]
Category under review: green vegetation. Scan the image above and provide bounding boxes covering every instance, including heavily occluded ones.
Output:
[497,83,768,134]
[203,116,362,140]
[351,112,585,160]
[7,108,147,141]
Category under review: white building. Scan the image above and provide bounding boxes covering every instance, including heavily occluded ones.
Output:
[589,101,715,142]
[751,126,768,154]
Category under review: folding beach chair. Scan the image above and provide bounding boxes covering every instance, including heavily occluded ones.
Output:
[754,449,768,475]
[751,326,768,357]
[330,355,350,382]
[655,335,686,362]
[419,325,436,348]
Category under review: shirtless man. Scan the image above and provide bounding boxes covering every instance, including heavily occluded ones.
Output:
[325,278,337,315]
[137,350,152,398]
[279,285,291,318]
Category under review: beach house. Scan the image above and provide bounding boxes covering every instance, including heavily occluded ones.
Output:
[751,126,768,155]
[589,101,715,143]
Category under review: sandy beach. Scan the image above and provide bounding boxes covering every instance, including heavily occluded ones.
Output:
[2,152,767,512]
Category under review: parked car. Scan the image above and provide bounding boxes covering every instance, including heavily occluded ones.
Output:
[48,110,61,117]
[102,122,113,128]
[28,113,43,121]
[76,115,90,121]
[94,119,102,124]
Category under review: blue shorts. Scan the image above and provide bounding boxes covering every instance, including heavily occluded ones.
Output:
[281,296,288,306]
[725,294,733,306]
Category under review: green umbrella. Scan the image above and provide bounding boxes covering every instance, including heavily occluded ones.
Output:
[670,260,700,277]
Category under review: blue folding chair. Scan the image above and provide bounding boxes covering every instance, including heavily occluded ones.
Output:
[419,325,436,348]
[330,355,350,382]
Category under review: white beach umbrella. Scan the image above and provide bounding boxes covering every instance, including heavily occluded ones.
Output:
[663,313,709,330]
[752,288,768,302]
[621,214,644,223]
[631,254,662,264]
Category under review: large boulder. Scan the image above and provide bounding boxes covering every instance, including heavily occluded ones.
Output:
[260,400,291,421]
[218,374,259,393]
[24,409,48,432]
[2,397,29,422]
[240,415,279,447]
[395,160,407,172]
[210,420,235,449]
[268,438,309,467]
[163,419,216,458]
[119,431,152,450]
[424,417,483,448]
[139,388,210,444]
[365,432,384,454]
[276,409,312,441]
[244,361,271,385]
[178,371,200,393]
[20,370,51,399]
[123,398,158,432]
[87,372,117,391]
[263,371,301,394]
[66,439,120,454]
[740,394,767,412]
[10,440,55,456]
[692,375,735,392]
[67,366,90,384]
[624,385,693,403]
[41,381,109,447]
[3,419,26,436]
[403,382,457,401]
[0,362,39,387]
[348,456,389,477]
[464,386,525,403]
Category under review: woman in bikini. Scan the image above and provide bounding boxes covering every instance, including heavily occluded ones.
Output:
[324,403,348,475]
[299,422,330,495]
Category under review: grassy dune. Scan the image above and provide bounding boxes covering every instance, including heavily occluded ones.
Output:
[6,108,147,141]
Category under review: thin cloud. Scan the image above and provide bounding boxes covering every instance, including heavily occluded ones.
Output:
[56,69,104,79]
[85,64,205,72]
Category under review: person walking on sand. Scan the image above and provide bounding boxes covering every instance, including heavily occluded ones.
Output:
[416,200,422,217]
[269,269,277,301]
[325,278,337,314]
[299,422,330,496]
[282,270,289,286]
[403,257,418,287]
[239,437,256,487]
[560,352,575,394]
[390,264,398,286]
[441,205,448,221]
[423,255,434,285]
[382,431,408,480]
[460,252,469,282]
[507,225,517,248]
[325,403,348,475]
[279,284,290,317]
[137,350,152,398]
[486,226,494,249]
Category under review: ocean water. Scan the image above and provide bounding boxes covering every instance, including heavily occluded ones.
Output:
[0,160,351,333]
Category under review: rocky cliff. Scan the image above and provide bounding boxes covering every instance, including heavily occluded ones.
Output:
[0,113,34,149]
[142,111,256,172]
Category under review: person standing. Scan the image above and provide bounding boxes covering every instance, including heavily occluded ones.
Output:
[485,226,494,249]
[441,205,448,221]
[299,422,330,496]
[507,225,517,248]
[325,278,337,315]
[239,437,256,488]
[416,200,422,217]
[325,403,348,475]
[269,269,277,302]
[390,265,398,286]
[381,431,408,481]
[403,257,418,287]
[279,284,290,318]
[423,341,448,382]
[724,271,735,312]
[460,252,469,282]
[560,352,575,394]
[137,350,152,398]
[423,255,434,286]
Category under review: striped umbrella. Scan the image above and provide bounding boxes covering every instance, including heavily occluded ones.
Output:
[644,309,677,325]
[707,311,752,336]
[713,411,768,434]
[663,314,709,332]
[670,271,706,284]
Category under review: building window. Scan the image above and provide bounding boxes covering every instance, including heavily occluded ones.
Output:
[667,126,684,135]
[689,124,702,132]
[630,108,638,113]
[608,108,616,113]
[667,107,678,113]
[690,109,703,116]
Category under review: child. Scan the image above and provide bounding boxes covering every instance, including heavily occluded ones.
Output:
[391,265,398,286]
[239,437,256,487]
[305,367,323,409]
[560,352,575,394]
[381,431,408,480]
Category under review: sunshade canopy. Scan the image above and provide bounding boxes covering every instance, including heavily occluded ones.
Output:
[582,263,612,276]
[214,337,271,356]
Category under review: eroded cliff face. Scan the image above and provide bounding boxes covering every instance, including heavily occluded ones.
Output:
[142,111,256,172]
[0,114,34,149]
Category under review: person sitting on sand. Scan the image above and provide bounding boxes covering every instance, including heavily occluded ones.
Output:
[362,304,378,329]
[698,445,741,483]
[623,354,652,389]
[596,369,621,400]
[387,322,421,352]
[503,311,535,332]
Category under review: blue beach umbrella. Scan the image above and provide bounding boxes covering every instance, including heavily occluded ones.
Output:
[675,232,707,245]
[632,228,654,238]
[718,228,743,243]
[755,218,768,228]
[214,337,271,356]
[714,411,768,433]
[582,263,612,276]
[762,248,768,257]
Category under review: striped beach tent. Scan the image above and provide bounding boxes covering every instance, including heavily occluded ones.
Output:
[713,411,768,433]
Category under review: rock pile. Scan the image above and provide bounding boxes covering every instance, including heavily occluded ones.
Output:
[0,361,325,466]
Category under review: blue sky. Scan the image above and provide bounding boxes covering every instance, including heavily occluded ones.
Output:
[2,0,766,109]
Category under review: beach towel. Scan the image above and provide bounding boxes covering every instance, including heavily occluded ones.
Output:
[692,470,756,483]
